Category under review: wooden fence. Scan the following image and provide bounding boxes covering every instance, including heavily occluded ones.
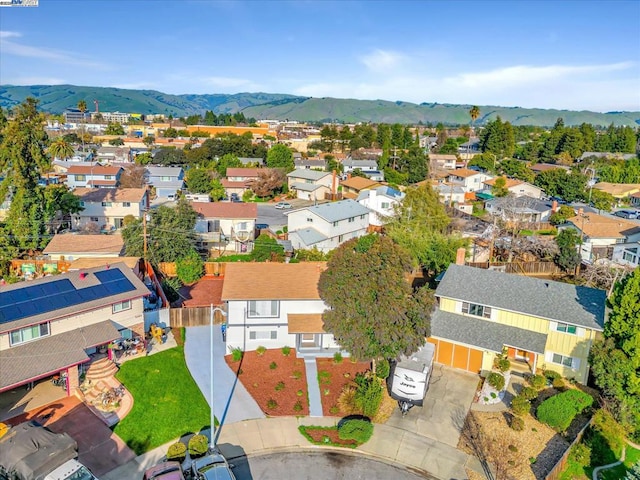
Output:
[158,262,226,278]
[169,306,226,327]
[545,419,592,480]
[466,261,562,276]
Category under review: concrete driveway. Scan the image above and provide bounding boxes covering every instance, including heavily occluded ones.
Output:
[184,326,264,430]
[386,364,478,447]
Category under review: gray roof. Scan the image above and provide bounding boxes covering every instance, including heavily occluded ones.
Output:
[287,199,370,223]
[149,180,184,189]
[436,264,606,330]
[145,166,183,177]
[286,169,331,181]
[291,182,324,192]
[291,227,328,247]
[343,159,378,168]
[431,310,548,354]
[0,320,120,390]
[486,195,552,214]
[238,157,264,165]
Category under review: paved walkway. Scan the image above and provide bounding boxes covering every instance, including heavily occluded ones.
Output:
[303,358,323,417]
[103,416,480,480]
[184,326,264,426]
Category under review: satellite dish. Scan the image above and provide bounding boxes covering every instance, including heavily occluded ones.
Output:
[233,223,251,242]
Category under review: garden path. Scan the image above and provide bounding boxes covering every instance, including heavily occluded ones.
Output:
[303,358,324,417]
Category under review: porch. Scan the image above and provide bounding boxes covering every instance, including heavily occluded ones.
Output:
[287,313,343,359]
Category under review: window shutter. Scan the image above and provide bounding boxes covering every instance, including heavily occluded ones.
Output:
[549,321,557,332]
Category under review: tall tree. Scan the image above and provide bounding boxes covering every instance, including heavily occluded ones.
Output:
[48,137,74,161]
[319,235,434,363]
[185,168,213,194]
[119,165,146,188]
[266,144,294,171]
[469,105,480,135]
[248,168,285,198]
[554,229,581,272]
[77,99,87,151]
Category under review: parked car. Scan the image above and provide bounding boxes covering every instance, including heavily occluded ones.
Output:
[613,210,639,219]
[143,462,185,480]
[255,223,269,230]
[190,452,236,480]
[274,202,292,210]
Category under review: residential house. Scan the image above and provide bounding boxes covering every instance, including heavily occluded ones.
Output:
[238,157,265,166]
[145,166,185,198]
[447,168,492,193]
[191,202,257,254]
[428,154,458,170]
[592,182,640,202]
[294,158,327,171]
[340,176,382,199]
[0,263,150,395]
[611,241,640,267]
[434,183,467,206]
[66,165,123,189]
[96,146,132,164]
[342,158,378,173]
[483,177,543,199]
[43,233,125,261]
[286,199,371,253]
[579,152,637,162]
[530,163,571,175]
[631,192,640,207]
[362,170,385,182]
[72,188,148,230]
[429,264,606,384]
[222,167,262,198]
[221,262,340,354]
[485,195,553,223]
[562,211,640,262]
[458,139,481,156]
[356,186,404,227]
[286,169,333,201]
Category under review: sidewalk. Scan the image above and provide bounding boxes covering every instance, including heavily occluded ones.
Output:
[102,416,479,480]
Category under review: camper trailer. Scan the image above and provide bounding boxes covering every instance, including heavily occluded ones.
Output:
[387,342,436,416]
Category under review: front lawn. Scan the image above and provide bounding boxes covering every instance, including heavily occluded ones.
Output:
[114,346,209,454]
[599,443,640,480]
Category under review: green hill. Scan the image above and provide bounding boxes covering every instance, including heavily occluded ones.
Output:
[0,84,638,127]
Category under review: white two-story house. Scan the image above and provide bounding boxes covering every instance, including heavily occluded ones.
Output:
[286,169,333,201]
[66,164,123,189]
[222,262,340,354]
[0,263,150,396]
[145,166,185,198]
[286,199,371,253]
[448,168,492,193]
[191,202,257,254]
[72,188,148,230]
[356,186,405,227]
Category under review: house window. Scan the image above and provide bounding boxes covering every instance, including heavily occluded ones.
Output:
[551,353,577,368]
[90,217,99,222]
[348,217,355,223]
[247,300,279,318]
[104,175,113,180]
[333,221,339,227]
[381,202,390,209]
[101,202,113,207]
[249,330,278,340]
[122,202,131,207]
[338,234,344,242]
[161,176,171,181]
[10,322,50,346]
[113,300,132,313]
[461,302,492,319]
[79,201,85,207]
[307,217,313,223]
[360,214,365,220]
[556,322,577,334]
[75,175,86,181]
[623,251,638,264]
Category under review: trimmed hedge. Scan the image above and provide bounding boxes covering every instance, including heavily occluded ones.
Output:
[188,434,209,458]
[536,389,593,432]
[487,372,505,391]
[511,395,531,416]
[166,441,186,461]
[338,419,374,444]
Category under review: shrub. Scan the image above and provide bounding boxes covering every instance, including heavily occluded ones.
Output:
[544,370,561,382]
[354,372,383,418]
[511,395,531,416]
[318,370,331,385]
[536,389,593,432]
[338,419,374,444]
[592,409,626,458]
[275,381,285,391]
[187,434,209,458]
[161,277,182,303]
[569,442,591,466]
[510,416,525,431]
[166,441,186,461]
[333,352,343,364]
[375,358,390,380]
[296,389,304,397]
[267,398,278,410]
[487,372,505,391]
[337,385,358,415]
[281,345,291,356]
[231,347,243,362]
[330,405,340,415]
[529,374,546,390]
[496,357,511,372]
[293,401,303,412]
[324,389,330,396]
[292,370,302,380]
[520,386,538,401]
[552,377,565,390]
[256,346,266,356]
[176,249,204,284]
[269,361,277,370]
[508,444,518,452]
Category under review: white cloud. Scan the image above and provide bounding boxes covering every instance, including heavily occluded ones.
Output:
[0,31,110,69]
[360,49,406,72]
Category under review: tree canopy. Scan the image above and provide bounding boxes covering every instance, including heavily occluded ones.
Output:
[104,122,125,135]
[318,235,434,362]
[185,168,213,194]
[266,144,294,171]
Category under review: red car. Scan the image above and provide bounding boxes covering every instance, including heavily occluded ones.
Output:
[143,461,185,480]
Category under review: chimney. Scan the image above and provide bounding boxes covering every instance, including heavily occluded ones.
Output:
[551,200,558,213]
[455,247,466,265]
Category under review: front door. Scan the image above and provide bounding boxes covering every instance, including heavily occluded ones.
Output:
[300,333,320,348]
[515,349,528,361]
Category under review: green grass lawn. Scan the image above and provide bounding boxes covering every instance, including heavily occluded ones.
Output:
[599,444,640,480]
[114,346,210,455]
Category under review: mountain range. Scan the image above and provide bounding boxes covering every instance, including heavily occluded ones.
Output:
[1,84,638,127]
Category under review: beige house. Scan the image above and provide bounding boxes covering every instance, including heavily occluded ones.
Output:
[286,169,333,201]
[592,182,640,201]
[340,176,382,199]
[43,233,125,261]
[483,177,544,199]
[191,202,258,254]
[447,168,492,192]
[0,263,150,395]
[72,188,148,230]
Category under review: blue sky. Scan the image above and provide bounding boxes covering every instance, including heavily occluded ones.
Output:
[1,0,639,112]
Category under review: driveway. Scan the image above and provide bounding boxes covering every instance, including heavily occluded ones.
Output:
[386,364,478,447]
[184,326,264,429]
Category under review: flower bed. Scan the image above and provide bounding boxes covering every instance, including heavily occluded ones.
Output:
[298,425,359,448]
[478,371,511,405]
[316,357,370,416]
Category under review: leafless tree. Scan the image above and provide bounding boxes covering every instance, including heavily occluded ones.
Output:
[581,261,633,293]
[248,168,285,198]
[119,165,146,188]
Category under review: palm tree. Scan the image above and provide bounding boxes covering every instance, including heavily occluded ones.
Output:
[48,137,74,161]
[77,99,87,151]
[469,106,480,135]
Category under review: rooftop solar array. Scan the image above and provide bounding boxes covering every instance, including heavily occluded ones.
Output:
[0,268,136,325]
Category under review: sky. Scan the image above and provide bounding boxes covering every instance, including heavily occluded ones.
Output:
[1,0,639,112]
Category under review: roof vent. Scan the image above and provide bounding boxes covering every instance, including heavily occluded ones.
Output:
[544,282,549,288]
[79,272,87,279]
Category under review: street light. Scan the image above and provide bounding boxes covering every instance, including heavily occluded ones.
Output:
[209,304,227,451]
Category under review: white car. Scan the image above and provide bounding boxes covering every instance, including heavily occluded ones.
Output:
[274,202,292,210]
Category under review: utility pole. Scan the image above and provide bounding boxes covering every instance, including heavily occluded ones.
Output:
[143,213,148,264]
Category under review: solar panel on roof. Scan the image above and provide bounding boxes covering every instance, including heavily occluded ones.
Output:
[0,267,138,325]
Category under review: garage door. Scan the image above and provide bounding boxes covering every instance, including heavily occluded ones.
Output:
[428,338,483,374]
